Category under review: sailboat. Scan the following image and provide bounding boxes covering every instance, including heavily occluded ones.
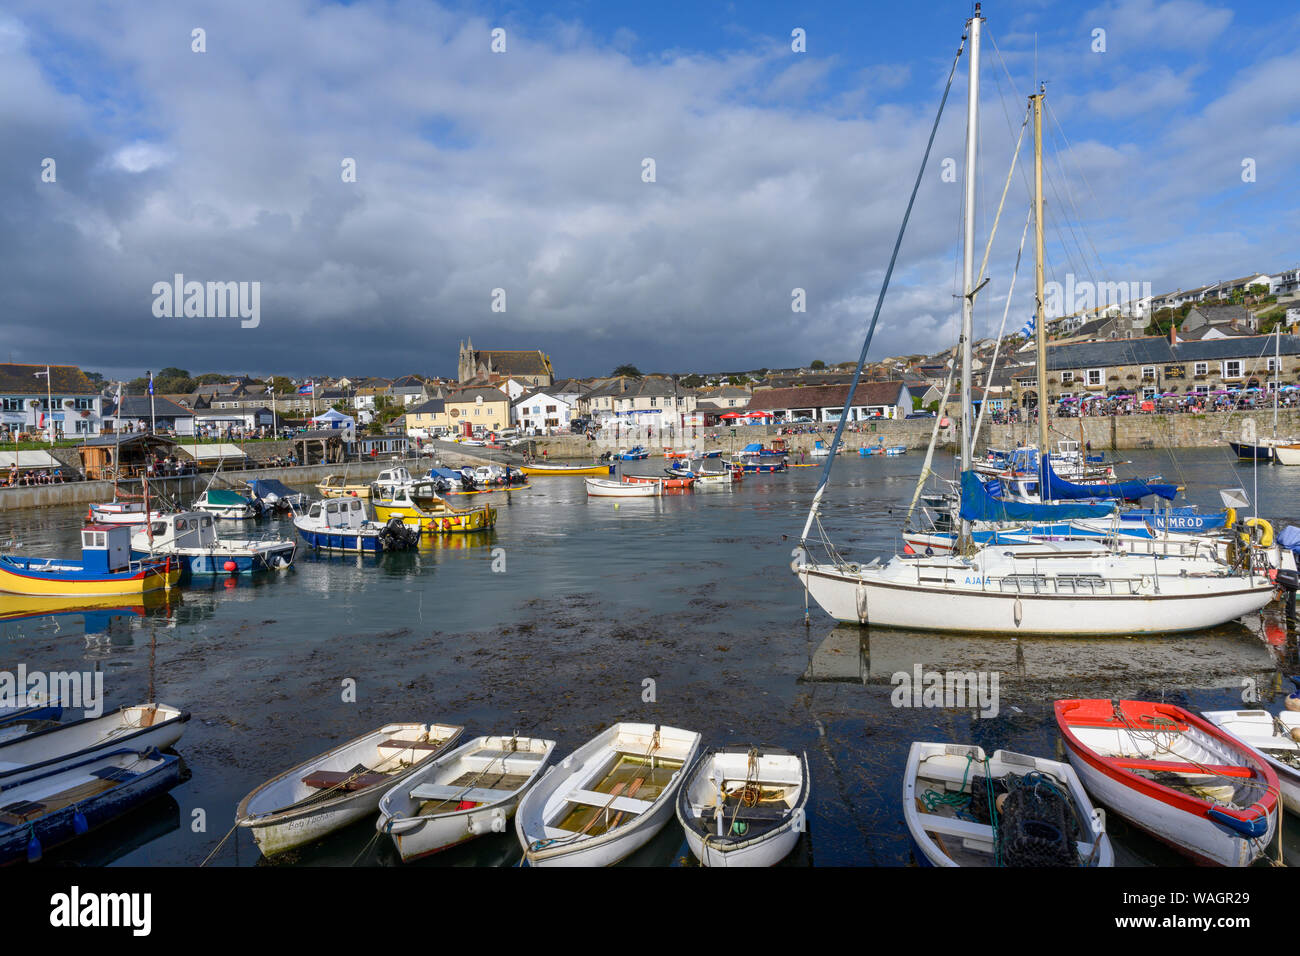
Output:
[792,5,1275,635]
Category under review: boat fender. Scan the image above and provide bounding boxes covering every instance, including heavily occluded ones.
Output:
[1205,807,1268,840]
[27,834,41,863]
[73,810,89,835]
[1013,598,1023,628]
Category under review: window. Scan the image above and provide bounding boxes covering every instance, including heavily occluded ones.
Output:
[1192,385,1210,394]
[75,397,95,411]
[1194,362,1208,376]
[1223,360,1243,379]
[1020,378,1037,389]
[546,405,557,413]
[1086,369,1104,386]
[2,398,22,412]
[1141,366,1156,380]
[649,397,657,407]
[1060,371,1074,384]
[1142,387,1157,400]
[1267,357,1280,372]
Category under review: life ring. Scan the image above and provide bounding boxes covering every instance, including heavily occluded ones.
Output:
[1242,517,1274,548]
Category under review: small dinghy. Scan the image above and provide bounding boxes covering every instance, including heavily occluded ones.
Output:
[676,746,810,867]
[1202,708,1300,815]
[0,703,188,788]
[515,722,700,867]
[0,694,62,727]
[903,742,1112,867]
[585,477,661,497]
[0,748,181,865]
[1056,699,1279,866]
[376,734,556,862]
[235,722,463,857]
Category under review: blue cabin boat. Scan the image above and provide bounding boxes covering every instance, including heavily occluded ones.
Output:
[0,748,181,865]
[294,496,419,553]
[0,525,180,598]
[618,446,650,460]
[131,512,296,577]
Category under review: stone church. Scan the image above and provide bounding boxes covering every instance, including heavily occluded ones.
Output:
[457,339,554,387]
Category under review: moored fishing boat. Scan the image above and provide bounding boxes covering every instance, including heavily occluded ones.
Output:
[676,746,809,867]
[518,462,614,477]
[1055,699,1279,866]
[192,488,258,520]
[131,511,297,576]
[617,446,650,460]
[0,748,181,865]
[375,734,556,862]
[515,722,700,867]
[903,742,1111,867]
[294,497,419,552]
[0,703,188,788]
[245,478,308,514]
[235,721,463,857]
[87,500,170,527]
[371,487,496,533]
[0,525,180,597]
[1202,706,1300,814]
[585,477,661,497]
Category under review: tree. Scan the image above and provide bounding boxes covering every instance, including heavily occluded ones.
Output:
[612,364,643,378]
[810,360,826,370]
[680,374,704,388]
[267,376,295,394]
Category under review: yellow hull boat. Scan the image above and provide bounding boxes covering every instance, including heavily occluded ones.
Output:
[518,463,614,477]
[372,491,496,533]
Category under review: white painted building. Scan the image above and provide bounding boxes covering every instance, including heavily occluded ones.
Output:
[512,389,576,435]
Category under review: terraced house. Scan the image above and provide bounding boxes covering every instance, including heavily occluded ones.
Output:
[0,363,103,441]
[1010,333,1300,407]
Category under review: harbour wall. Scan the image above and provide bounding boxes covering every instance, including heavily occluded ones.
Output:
[524,409,1295,458]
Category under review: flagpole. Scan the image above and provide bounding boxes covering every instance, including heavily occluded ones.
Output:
[148,370,157,436]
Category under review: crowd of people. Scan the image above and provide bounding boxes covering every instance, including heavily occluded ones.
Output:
[4,466,71,486]
[988,391,1300,425]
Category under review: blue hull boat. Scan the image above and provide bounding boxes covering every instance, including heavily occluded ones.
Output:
[0,748,181,865]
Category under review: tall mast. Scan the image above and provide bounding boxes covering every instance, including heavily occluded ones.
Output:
[959,5,982,473]
[1032,86,1048,458]
[1274,319,1280,439]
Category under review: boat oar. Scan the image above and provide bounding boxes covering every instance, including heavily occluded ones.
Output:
[608,776,645,830]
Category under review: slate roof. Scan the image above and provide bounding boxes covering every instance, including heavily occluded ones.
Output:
[747,381,908,411]
[0,364,97,394]
[1009,334,1299,371]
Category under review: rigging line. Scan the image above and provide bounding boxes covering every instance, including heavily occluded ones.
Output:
[796,33,966,547]
[1045,122,1106,286]
[1046,101,1111,276]
[972,204,1034,450]
[987,30,1037,203]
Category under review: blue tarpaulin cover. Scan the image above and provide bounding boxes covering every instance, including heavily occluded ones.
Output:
[1041,455,1178,502]
[959,471,1116,523]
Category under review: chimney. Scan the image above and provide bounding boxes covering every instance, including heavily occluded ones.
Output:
[1169,323,1178,345]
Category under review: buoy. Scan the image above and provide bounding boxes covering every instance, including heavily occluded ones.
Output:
[27,834,41,863]
[223,560,238,573]
[72,810,89,835]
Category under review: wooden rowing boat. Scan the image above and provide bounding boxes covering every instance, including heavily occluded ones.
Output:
[0,748,181,865]
[516,722,700,866]
[0,703,188,788]
[903,742,1112,867]
[676,746,810,867]
[236,722,463,857]
[1056,699,1278,866]
[376,735,555,862]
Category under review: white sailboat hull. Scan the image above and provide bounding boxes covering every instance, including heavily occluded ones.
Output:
[796,546,1274,635]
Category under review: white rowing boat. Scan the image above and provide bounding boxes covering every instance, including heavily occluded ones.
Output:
[584,477,661,497]
[235,722,463,857]
[515,722,700,866]
[0,703,188,788]
[676,746,810,867]
[903,742,1112,867]
[375,734,556,862]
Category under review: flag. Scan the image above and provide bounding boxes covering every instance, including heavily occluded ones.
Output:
[1018,315,1035,339]
[298,381,314,395]
[147,372,154,395]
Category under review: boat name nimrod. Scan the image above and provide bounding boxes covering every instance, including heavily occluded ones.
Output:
[0,666,102,718]
[890,664,999,718]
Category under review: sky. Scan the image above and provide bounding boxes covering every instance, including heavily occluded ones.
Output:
[2,0,1297,382]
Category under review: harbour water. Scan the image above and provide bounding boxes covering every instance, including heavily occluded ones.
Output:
[3,447,1300,867]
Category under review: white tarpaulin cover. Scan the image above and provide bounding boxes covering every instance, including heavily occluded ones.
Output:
[178,443,248,460]
[0,451,62,469]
